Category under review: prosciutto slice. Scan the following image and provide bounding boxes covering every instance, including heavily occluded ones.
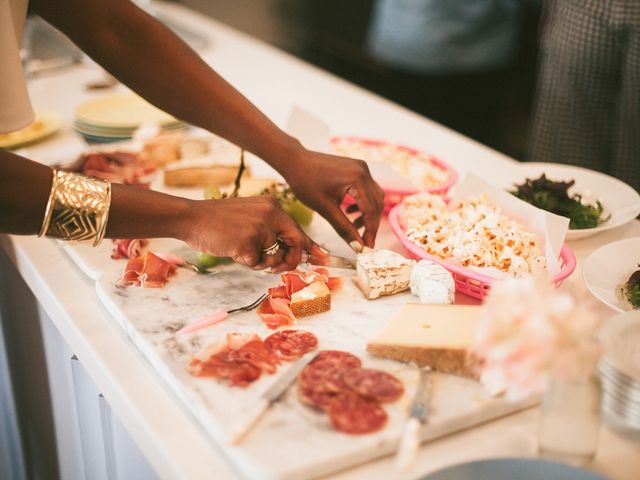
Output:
[257,297,297,330]
[119,252,176,288]
[111,239,148,260]
[188,331,312,387]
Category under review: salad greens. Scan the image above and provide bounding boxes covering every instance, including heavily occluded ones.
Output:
[621,265,640,309]
[511,174,608,229]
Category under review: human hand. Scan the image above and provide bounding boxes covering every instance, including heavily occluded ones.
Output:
[181,195,326,272]
[282,148,385,249]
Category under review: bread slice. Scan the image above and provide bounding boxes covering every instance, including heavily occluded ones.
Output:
[290,281,331,317]
[367,304,481,379]
[164,164,250,187]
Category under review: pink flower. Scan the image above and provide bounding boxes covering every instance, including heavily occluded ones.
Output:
[473,275,602,401]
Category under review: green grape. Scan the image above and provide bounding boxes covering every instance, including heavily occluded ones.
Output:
[203,186,222,200]
[283,199,313,227]
[196,251,219,268]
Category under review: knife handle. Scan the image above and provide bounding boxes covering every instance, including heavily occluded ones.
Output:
[226,398,269,444]
[395,417,421,470]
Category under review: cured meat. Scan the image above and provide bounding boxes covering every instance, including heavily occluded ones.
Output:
[111,238,148,259]
[328,392,388,435]
[256,297,296,329]
[189,333,275,386]
[119,252,176,288]
[296,350,402,435]
[230,339,280,374]
[342,368,404,403]
[264,330,318,360]
[298,384,338,412]
[299,350,361,393]
[311,350,362,370]
[257,268,342,328]
[66,151,156,188]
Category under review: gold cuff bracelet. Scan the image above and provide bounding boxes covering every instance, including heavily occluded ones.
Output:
[39,169,112,246]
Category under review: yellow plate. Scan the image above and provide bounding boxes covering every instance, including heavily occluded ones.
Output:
[75,93,178,129]
[0,112,63,149]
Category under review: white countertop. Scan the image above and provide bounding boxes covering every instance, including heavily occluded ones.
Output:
[4,2,640,479]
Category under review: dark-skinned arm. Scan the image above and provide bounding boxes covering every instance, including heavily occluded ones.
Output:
[31,0,384,248]
[0,149,316,271]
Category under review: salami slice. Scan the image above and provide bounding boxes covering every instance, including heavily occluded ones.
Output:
[342,368,405,403]
[328,392,388,435]
[311,350,362,370]
[264,330,318,360]
[299,361,349,393]
[298,384,338,412]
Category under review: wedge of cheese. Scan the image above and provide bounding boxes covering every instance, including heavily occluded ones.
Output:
[410,260,455,304]
[367,304,481,379]
[355,249,415,299]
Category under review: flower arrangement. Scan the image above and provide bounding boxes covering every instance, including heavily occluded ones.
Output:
[473,276,602,401]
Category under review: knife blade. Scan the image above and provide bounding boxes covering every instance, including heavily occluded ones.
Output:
[395,367,430,470]
[227,351,316,444]
[302,251,357,270]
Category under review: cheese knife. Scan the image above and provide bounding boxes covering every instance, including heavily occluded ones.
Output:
[301,250,356,270]
[227,351,317,444]
[395,367,431,470]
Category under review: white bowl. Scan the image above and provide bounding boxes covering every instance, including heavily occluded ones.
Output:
[583,237,640,312]
[500,163,640,240]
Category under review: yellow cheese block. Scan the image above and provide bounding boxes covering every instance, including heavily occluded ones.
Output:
[367,304,481,378]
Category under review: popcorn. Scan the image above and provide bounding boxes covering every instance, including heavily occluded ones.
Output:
[404,192,547,276]
[332,138,450,188]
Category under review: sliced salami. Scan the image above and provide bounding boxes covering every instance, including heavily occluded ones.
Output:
[298,384,338,412]
[264,330,318,360]
[328,392,388,435]
[311,350,362,370]
[342,368,405,403]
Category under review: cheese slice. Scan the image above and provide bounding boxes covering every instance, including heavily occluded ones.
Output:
[367,304,481,378]
[356,249,415,299]
[410,260,455,304]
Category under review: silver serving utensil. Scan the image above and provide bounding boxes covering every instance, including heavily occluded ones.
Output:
[300,250,356,270]
[180,260,219,275]
[395,367,431,470]
[227,351,317,444]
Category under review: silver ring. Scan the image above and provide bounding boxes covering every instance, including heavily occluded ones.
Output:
[262,241,280,256]
[300,250,311,263]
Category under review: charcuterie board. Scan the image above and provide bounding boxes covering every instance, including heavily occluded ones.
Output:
[88,239,535,480]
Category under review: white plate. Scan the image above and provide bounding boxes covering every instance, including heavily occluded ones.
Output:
[500,163,640,240]
[583,237,640,312]
[599,311,640,381]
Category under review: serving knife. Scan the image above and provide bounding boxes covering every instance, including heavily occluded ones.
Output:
[301,250,356,270]
[395,367,431,470]
[227,351,317,444]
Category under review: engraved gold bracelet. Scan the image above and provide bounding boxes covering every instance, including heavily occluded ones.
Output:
[39,169,112,246]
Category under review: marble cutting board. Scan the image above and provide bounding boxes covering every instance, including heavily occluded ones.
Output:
[93,248,536,480]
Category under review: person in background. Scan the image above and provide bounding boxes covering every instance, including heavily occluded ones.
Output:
[0,0,385,271]
[527,0,640,191]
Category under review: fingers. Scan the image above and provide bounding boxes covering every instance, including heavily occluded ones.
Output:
[274,223,317,272]
[347,179,384,248]
[319,201,366,250]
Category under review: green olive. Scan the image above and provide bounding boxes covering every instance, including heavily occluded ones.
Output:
[283,199,313,227]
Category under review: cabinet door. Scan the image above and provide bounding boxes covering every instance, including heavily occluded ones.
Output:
[71,355,109,480]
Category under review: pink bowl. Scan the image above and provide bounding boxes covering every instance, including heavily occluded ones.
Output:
[333,137,458,214]
[388,204,576,300]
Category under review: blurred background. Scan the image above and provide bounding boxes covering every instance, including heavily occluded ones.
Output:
[178,0,543,160]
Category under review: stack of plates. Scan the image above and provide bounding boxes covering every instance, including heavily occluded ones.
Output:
[598,311,640,429]
[74,93,185,143]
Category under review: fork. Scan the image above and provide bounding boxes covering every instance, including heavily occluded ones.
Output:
[176,293,268,335]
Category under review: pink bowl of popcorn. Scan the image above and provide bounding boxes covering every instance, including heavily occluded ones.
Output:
[388,199,576,300]
[332,136,458,213]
